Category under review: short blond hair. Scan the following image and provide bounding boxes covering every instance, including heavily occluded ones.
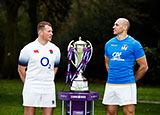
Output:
[37,21,52,32]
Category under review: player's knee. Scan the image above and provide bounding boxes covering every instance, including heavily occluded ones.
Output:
[106,106,118,115]
[123,111,135,115]
[123,105,135,115]
[106,111,118,115]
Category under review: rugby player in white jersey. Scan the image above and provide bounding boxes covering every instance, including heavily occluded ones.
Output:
[18,21,61,115]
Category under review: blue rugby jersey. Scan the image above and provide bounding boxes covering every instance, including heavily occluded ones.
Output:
[104,35,145,84]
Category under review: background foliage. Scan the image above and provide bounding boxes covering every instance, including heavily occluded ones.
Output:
[0,0,159,86]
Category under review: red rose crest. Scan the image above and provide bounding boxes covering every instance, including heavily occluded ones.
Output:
[49,49,53,54]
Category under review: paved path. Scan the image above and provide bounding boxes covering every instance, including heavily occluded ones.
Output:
[138,100,160,104]
[99,98,160,104]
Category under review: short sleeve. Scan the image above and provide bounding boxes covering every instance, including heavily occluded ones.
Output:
[133,41,145,60]
[54,48,61,67]
[18,46,30,66]
[104,42,109,58]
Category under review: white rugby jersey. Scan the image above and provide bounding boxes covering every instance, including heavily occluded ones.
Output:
[18,39,60,94]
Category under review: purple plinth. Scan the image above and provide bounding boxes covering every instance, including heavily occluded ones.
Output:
[58,91,99,115]
[58,91,99,101]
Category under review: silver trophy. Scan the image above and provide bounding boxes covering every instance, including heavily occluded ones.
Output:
[67,37,93,92]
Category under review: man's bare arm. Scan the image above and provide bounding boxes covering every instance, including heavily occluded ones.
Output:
[135,57,148,81]
[54,67,58,76]
[18,65,27,83]
[105,56,109,72]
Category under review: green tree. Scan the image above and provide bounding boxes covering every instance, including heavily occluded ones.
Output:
[0,0,72,78]
[141,41,160,85]
[26,0,72,40]
[27,0,38,40]
[1,0,25,78]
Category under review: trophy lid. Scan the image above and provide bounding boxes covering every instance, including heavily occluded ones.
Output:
[74,37,87,45]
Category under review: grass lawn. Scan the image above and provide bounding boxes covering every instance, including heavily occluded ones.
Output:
[0,79,160,115]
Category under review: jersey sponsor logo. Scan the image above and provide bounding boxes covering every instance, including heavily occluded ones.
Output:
[40,57,52,69]
[33,50,39,53]
[111,52,124,61]
[121,45,127,50]
[40,57,49,66]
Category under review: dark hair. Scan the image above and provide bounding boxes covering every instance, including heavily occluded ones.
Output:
[37,21,52,32]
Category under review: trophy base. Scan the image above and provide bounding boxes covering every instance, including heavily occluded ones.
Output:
[70,78,89,92]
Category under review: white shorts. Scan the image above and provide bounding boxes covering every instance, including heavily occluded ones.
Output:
[23,92,56,107]
[102,83,137,106]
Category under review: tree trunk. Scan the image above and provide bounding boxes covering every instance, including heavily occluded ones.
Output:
[28,0,38,40]
[2,1,20,78]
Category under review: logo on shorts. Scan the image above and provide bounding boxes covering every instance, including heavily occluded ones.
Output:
[52,100,55,104]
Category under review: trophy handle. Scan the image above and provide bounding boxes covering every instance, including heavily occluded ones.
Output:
[67,40,77,67]
[86,40,93,62]
[67,40,74,51]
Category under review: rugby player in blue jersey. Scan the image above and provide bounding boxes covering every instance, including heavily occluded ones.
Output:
[102,18,148,115]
